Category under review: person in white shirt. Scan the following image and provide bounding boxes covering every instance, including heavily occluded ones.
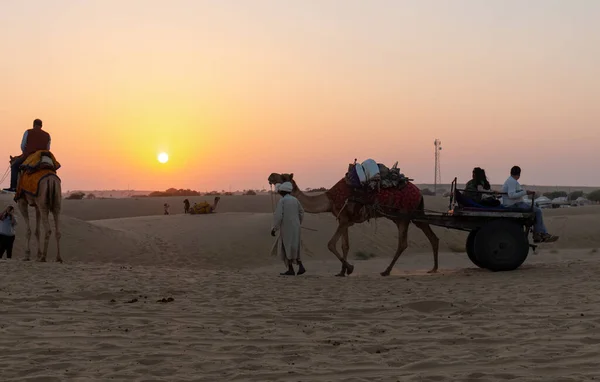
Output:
[271,182,306,276]
[501,166,558,243]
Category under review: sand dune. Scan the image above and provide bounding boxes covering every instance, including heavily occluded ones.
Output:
[2,193,600,380]
[2,192,600,268]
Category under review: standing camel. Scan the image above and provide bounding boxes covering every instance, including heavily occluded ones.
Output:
[10,155,62,262]
[268,173,439,277]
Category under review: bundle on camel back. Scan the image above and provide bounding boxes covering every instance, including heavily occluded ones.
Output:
[10,150,62,262]
[268,158,439,277]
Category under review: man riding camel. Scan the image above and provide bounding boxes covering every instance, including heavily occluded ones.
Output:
[3,119,51,193]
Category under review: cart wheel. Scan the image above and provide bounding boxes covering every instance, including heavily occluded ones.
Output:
[474,220,529,272]
[466,230,485,268]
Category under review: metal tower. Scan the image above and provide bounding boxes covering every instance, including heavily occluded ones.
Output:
[434,139,442,195]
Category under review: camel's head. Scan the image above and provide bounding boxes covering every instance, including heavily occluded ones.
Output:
[267,173,294,186]
[267,173,300,193]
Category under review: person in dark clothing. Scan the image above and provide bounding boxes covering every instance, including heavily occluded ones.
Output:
[3,119,51,193]
[0,206,17,259]
[464,167,500,206]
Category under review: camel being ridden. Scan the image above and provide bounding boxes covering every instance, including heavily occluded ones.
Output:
[9,154,62,263]
[268,173,439,277]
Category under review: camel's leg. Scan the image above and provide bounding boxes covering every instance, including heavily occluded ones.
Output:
[39,207,52,262]
[381,220,410,276]
[34,206,42,261]
[327,223,354,277]
[341,224,354,276]
[18,201,32,261]
[52,210,62,263]
[413,221,440,273]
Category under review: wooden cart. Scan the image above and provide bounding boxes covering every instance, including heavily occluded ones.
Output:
[386,178,537,272]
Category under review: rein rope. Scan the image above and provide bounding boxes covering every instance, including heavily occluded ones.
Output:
[0,165,10,186]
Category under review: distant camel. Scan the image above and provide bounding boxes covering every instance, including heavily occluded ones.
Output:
[268,173,439,276]
[10,155,62,262]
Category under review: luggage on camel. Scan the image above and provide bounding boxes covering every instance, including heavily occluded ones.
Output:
[345,158,410,191]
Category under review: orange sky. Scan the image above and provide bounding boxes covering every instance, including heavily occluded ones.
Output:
[1,0,599,191]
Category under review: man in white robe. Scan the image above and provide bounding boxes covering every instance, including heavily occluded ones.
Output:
[271,182,305,275]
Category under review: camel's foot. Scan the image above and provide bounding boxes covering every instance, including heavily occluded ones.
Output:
[427,268,438,274]
[55,258,63,263]
[23,258,31,262]
[345,263,354,276]
[380,270,391,277]
[334,272,345,277]
[280,270,295,276]
[37,257,47,263]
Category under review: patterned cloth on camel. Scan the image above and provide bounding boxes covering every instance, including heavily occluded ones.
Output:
[327,179,422,212]
[20,150,61,173]
[345,159,409,190]
[15,169,59,201]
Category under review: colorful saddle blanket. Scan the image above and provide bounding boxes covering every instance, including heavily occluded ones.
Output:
[15,169,59,201]
[327,179,422,212]
[14,150,61,201]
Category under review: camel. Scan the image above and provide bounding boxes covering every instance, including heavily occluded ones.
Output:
[10,155,62,263]
[268,172,439,277]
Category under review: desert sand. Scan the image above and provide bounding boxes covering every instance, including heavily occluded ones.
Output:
[2,192,600,381]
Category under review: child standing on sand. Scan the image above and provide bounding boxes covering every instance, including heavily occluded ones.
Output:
[0,206,17,259]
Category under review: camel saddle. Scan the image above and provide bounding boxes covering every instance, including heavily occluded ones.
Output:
[14,150,61,202]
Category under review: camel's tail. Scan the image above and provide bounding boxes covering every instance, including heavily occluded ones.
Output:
[46,175,62,213]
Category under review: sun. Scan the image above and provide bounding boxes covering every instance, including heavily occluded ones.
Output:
[158,152,169,164]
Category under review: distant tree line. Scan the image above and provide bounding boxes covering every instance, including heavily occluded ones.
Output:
[148,188,201,197]
[65,191,86,200]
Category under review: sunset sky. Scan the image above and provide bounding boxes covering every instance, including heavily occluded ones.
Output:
[1,0,599,191]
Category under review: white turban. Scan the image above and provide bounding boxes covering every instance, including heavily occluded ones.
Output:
[278,182,293,193]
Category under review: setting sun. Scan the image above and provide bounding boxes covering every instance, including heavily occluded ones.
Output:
[158,152,169,164]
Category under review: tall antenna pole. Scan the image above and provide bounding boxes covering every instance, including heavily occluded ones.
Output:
[434,139,442,195]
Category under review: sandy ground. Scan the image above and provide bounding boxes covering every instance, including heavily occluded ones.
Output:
[1,192,600,381]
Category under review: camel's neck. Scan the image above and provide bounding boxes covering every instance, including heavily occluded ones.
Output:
[291,188,332,213]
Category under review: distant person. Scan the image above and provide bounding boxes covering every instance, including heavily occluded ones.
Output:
[465,167,500,206]
[270,182,305,276]
[3,119,51,193]
[183,199,190,214]
[164,203,170,215]
[501,166,558,243]
[0,206,17,259]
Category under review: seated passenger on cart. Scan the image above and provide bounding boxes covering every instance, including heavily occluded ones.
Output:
[464,167,500,207]
[501,166,558,243]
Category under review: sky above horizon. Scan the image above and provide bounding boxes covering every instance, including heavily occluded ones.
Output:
[1,0,599,191]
